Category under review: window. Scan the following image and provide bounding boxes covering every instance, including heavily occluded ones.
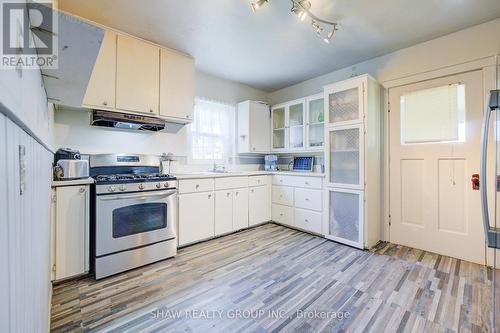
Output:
[189,98,234,161]
[401,83,465,144]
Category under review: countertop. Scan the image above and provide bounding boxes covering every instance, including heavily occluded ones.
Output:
[52,177,95,187]
[173,171,325,180]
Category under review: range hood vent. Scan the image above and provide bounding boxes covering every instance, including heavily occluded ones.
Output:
[91,110,165,132]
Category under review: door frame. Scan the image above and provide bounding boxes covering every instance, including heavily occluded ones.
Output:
[381,55,498,256]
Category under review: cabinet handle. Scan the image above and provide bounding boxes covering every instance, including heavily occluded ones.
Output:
[305,198,310,201]
[103,101,108,106]
[150,109,154,113]
[305,219,309,223]
[257,180,261,183]
[227,192,231,197]
[208,194,212,199]
[279,179,283,183]
[195,184,200,189]
[251,189,254,193]
[235,192,239,196]
[280,213,283,216]
[186,115,191,119]
[305,182,309,185]
[79,187,85,193]
[279,194,283,198]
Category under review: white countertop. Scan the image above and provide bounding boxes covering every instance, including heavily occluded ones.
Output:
[52,177,95,187]
[173,171,325,180]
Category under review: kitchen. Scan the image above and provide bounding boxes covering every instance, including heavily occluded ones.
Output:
[1,0,500,332]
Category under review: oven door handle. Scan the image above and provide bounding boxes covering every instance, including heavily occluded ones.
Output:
[99,189,177,201]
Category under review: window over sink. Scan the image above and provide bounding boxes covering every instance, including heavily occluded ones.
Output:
[189,98,234,162]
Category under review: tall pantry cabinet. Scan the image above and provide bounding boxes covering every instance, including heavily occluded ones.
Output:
[323,75,382,249]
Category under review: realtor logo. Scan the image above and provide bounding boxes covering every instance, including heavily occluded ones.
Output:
[1,0,58,69]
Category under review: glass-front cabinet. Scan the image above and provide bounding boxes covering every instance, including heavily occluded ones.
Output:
[272,106,286,150]
[271,95,324,152]
[306,94,325,149]
[323,75,381,250]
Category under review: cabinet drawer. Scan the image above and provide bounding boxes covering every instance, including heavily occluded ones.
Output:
[178,178,214,194]
[248,175,268,187]
[272,175,295,186]
[215,176,248,190]
[292,176,322,189]
[272,204,293,226]
[294,208,322,234]
[294,188,322,212]
[272,186,294,206]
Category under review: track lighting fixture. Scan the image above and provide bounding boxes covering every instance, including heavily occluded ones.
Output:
[250,0,268,13]
[250,0,338,44]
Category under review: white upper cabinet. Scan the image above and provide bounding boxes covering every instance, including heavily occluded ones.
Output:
[324,78,364,126]
[288,100,305,150]
[160,48,195,122]
[116,35,160,115]
[83,30,117,110]
[237,101,270,154]
[305,94,325,149]
[271,104,287,150]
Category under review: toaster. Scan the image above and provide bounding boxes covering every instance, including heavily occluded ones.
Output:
[54,159,89,180]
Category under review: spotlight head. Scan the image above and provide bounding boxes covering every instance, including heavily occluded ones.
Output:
[251,0,268,13]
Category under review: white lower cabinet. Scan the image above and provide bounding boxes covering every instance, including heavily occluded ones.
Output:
[178,191,215,246]
[272,204,294,226]
[215,190,233,236]
[294,208,322,234]
[233,188,249,230]
[249,185,271,226]
[52,185,90,281]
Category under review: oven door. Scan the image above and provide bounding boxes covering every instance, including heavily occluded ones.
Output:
[95,189,177,256]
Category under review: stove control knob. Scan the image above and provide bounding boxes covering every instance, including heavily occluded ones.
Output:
[138,184,145,190]
[108,186,116,193]
[119,185,126,192]
[163,182,169,188]
[156,183,161,189]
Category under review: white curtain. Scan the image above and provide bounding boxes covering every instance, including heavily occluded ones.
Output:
[189,97,234,162]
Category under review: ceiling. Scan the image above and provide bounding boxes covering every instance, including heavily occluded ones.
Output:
[59,0,500,92]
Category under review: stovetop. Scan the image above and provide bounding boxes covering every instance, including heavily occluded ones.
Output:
[94,173,176,185]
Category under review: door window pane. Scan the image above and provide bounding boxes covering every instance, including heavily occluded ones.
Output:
[401,83,465,144]
[113,203,167,238]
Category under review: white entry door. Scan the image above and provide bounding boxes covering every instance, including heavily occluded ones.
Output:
[389,70,485,264]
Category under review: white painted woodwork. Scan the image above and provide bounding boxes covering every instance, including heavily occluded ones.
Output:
[271,98,306,152]
[54,185,90,280]
[237,101,271,153]
[215,176,249,190]
[215,190,233,236]
[272,185,294,207]
[178,178,215,194]
[290,176,322,189]
[305,93,325,150]
[116,35,160,115]
[159,48,195,122]
[83,31,117,109]
[294,208,322,234]
[233,188,249,230]
[1,116,52,332]
[178,192,215,245]
[294,188,322,212]
[248,175,268,187]
[248,185,270,226]
[323,75,382,249]
[272,204,294,227]
[389,71,485,264]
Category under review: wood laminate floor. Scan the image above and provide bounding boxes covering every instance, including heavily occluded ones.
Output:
[50,224,499,333]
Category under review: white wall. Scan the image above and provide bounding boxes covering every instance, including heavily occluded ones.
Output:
[53,70,268,155]
[268,18,500,104]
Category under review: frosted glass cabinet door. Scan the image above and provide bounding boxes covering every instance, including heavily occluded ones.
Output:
[289,102,304,149]
[327,188,364,248]
[327,124,364,189]
[272,106,286,149]
[326,80,363,126]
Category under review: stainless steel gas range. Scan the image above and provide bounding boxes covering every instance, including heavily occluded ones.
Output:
[90,154,177,279]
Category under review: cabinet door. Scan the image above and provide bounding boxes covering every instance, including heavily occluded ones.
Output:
[233,188,249,230]
[288,100,305,149]
[83,31,117,109]
[325,78,364,126]
[215,190,233,236]
[249,186,270,226]
[159,48,194,121]
[306,95,324,149]
[271,105,286,150]
[326,124,364,189]
[55,185,89,280]
[249,102,271,153]
[116,35,160,115]
[178,192,215,245]
[325,188,364,249]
